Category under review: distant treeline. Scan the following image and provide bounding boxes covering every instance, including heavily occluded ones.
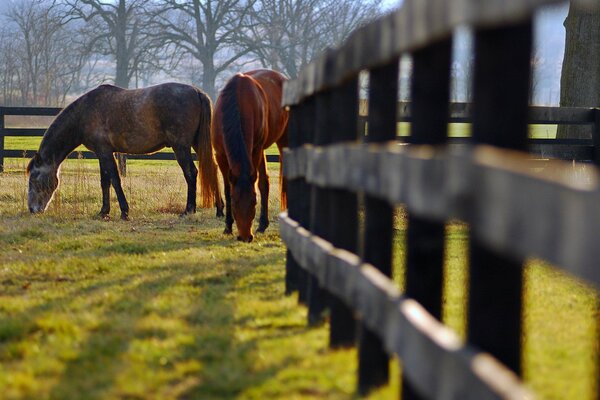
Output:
[0,0,384,106]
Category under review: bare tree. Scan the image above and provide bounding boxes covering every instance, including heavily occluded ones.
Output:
[152,0,256,99]
[246,0,382,78]
[3,0,88,106]
[56,0,162,89]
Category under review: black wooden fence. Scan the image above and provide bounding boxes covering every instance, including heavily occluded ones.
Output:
[0,107,280,173]
[280,0,599,399]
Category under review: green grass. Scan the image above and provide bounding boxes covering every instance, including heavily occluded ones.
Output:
[0,158,598,399]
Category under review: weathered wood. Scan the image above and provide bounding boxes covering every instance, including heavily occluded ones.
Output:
[2,128,47,137]
[395,102,597,125]
[283,142,600,289]
[468,21,533,375]
[285,107,302,295]
[296,99,317,305]
[403,37,452,400]
[328,77,360,348]
[279,214,533,400]
[0,106,62,116]
[593,109,600,165]
[358,61,398,395]
[2,149,279,163]
[307,91,333,326]
[0,112,4,172]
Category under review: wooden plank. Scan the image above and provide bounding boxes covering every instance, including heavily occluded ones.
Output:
[395,102,597,125]
[306,91,333,326]
[358,61,399,394]
[402,37,452,400]
[327,77,360,348]
[3,150,280,163]
[3,128,47,137]
[467,21,533,376]
[283,142,600,289]
[279,213,533,400]
[0,112,4,172]
[0,106,62,116]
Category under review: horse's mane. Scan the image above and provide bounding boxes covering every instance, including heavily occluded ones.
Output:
[220,75,252,189]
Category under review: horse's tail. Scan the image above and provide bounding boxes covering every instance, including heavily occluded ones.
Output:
[194,89,222,209]
[220,75,252,189]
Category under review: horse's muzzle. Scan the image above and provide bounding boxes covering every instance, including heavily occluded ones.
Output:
[237,235,254,243]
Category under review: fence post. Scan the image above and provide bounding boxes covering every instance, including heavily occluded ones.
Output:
[358,60,399,395]
[590,108,600,400]
[468,20,533,376]
[328,77,360,348]
[0,107,4,173]
[402,38,452,400]
[296,98,316,305]
[285,105,301,295]
[306,89,332,326]
[117,153,127,177]
[592,108,600,165]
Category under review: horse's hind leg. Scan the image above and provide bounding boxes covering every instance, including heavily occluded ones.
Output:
[98,158,112,219]
[99,153,130,220]
[173,145,197,215]
[257,154,269,233]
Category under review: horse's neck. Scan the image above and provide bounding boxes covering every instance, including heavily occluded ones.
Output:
[39,113,81,166]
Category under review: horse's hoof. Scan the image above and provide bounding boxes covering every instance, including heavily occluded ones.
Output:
[97,213,110,221]
[223,227,232,235]
[216,209,225,218]
[257,222,269,232]
[120,214,130,221]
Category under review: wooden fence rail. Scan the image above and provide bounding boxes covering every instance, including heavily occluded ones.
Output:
[1,104,599,174]
[0,107,280,173]
[280,0,599,399]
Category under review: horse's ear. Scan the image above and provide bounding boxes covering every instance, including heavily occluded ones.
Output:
[26,153,41,174]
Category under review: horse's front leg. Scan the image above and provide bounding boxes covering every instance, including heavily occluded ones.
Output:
[99,152,130,220]
[173,145,198,215]
[257,155,269,233]
[216,155,233,234]
[98,157,112,219]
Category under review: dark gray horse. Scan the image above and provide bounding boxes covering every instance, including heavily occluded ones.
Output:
[27,83,223,220]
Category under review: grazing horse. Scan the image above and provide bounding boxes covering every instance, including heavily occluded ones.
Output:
[27,83,223,220]
[211,69,289,242]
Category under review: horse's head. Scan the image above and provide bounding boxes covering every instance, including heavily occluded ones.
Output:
[27,153,60,213]
[230,173,257,243]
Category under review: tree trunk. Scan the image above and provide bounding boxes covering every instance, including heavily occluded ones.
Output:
[557,4,600,139]
[202,61,216,101]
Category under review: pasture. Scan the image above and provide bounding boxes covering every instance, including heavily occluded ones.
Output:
[0,156,597,399]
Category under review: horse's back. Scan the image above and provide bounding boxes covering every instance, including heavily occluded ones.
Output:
[244,70,288,147]
[82,83,208,154]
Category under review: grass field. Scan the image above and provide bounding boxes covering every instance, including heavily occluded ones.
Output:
[0,155,598,399]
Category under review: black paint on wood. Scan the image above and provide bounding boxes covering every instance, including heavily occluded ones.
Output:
[0,111,5,173]
[358,61,399,394]
[285,107,302,295]
[307,92,333,326]
[329,77,360,348]
[468,21,533,376]
[402,38,452,400]
[297,100,317,305]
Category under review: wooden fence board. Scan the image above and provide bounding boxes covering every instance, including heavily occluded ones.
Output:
[0,107,61,116]
[283,142,600,289]
[279,213,534,400]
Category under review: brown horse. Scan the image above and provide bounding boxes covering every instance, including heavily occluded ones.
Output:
[27,83,223,220]
[211,69,288,242]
